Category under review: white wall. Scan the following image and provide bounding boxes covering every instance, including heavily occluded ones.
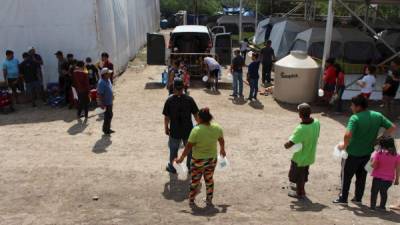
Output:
[0,0,160,85]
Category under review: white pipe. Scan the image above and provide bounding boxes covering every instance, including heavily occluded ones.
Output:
[239,0,243,42]
[320,0,334,87]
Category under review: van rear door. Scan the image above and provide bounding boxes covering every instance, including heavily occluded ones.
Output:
[213,33,232,65]
[147,33,166,65]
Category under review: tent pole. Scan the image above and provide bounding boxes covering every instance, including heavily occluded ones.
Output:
[239,0,243,42]
[255,0,258,31]
[320,0,334,88]
[337,0,397,55]
[379,51,400,66]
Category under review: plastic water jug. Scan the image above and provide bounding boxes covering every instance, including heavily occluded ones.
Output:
[161,70,168,85]
[216,155,230,171]
[333,144,348,159]
[202,76,209,82]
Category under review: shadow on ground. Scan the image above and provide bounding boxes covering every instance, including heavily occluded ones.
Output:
[67,119,88,135]
[162,173,190,202]
[342,204,400,223]
[92,135,112,154]
[180,204,231,217]
[290,197,328,212]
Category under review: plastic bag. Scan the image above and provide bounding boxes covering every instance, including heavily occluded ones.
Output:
[173,162,188,179]
[216,155,230,171]
[94,107,105,115]
[364,160,373,173]
[318,88,324,97]
[333,144,348,160]
[290,143,303,153]
[202,76,209,82]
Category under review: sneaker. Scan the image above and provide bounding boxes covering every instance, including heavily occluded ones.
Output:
[229,94,236,97]
[333,198,348,205]
[189,200,196,208]
[288,191,305,199]
[377,206,387,212]
[205,198,214,207]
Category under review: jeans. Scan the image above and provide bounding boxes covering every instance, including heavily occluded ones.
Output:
[262,62,272,84]
[77,91,89,118]
[168,137,192,171]
[25,81,41,105]
[339,155,370,202]
[241,50,247,62]
[232,71,243,96]
[103,105,113,133]
[370,177,392,209]
[248,78,258,99]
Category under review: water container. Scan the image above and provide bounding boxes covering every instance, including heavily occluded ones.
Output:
[161,70,168,86]
[274,51,320,104]
[216,155,230,171]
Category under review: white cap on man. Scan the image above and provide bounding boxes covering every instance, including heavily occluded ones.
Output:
[100,68,113,75]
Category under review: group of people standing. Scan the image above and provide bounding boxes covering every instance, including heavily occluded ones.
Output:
[2,48,44,109]
[55,51,115,135]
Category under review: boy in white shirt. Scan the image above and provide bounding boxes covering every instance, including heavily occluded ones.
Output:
[358,65,377,99]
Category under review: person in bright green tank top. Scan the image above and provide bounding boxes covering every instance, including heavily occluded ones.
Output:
[176,108,226,207]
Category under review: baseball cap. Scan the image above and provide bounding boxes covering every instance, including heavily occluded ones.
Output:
[173,77,184,90]
[297,103,311,116]
[55,51,63,56]
[100,68,113,75]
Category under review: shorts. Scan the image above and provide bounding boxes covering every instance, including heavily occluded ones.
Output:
[289,160,309,184]
[25,81,41,94]
[7,78,19,91]
[323,83,336,92]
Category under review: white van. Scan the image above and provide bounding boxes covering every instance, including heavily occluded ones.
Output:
[147,25,232,76]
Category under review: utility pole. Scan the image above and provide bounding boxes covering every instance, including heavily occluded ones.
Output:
[239,0,243,42]
[193,0,198,25]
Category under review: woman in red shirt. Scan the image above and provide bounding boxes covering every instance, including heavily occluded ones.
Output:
[323,58,337,103]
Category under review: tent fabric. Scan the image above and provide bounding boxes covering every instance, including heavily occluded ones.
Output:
[269,20,312,59]
[253,17,284,45]
[376,30,400,59]
[0,0,160,85]
[291,27,379,63]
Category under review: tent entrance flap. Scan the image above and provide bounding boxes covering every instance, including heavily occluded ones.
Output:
[147,33,166,65]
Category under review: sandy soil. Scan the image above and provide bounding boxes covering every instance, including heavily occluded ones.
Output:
[1,47,400,225]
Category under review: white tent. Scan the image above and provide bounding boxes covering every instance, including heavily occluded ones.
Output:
[337,28,379,63]
[252,17,284,45]
[269,20,312,59]
[0,0,160,85]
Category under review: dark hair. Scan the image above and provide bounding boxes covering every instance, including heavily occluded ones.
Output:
[252,52,259,59]
[198,107,213,123]
[351,94,368,109]
[368,65,376,74]
[326,58,335,64]
[67,53,74,58]
[85,57,92,63]
[244,38,249,42]
[22,52,29,58]
[101,52,109,58]
[334,63,342,73]
[266,40,272,45]
[6,50,13,55]
[379,136,397,155]
[76,61,85,68]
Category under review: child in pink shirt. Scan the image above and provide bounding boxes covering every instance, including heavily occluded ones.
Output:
[370,137,400,210]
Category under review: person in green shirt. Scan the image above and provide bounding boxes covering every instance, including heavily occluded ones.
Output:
[333,95,396,205]
[284,103,320,199]
[176,107,226,207]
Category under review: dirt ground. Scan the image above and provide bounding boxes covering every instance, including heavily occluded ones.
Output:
[1,47,400,225]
